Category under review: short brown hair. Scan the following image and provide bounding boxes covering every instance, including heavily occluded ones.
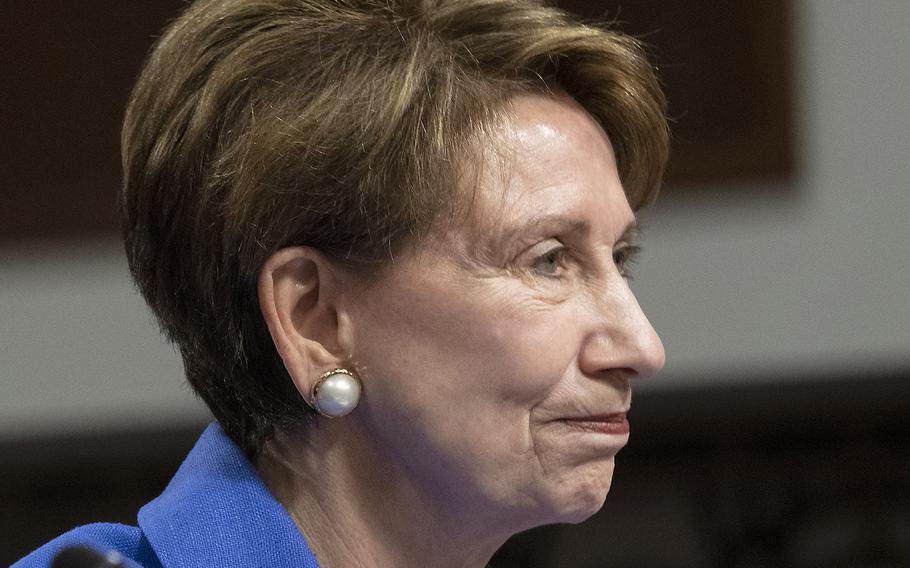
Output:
[121,0,669,456]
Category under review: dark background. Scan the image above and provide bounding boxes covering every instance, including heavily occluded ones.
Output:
[5,371,909,566]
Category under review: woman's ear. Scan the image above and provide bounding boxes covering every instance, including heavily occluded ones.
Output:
[258,247,351,404]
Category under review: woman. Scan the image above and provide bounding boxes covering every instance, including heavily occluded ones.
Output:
[17,0,668,566]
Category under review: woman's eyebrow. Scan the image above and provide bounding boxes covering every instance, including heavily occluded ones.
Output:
[620,221,642,242]
[498,215,591,244]
[498,215,640,244]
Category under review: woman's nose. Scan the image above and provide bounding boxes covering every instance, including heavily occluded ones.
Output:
[578,284,666,380]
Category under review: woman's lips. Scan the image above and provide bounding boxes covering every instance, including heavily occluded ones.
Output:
[561,413,629,435]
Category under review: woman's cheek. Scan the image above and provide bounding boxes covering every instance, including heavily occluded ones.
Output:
[490,310,580,398]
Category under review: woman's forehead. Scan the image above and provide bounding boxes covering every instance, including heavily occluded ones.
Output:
[459,94,632,236]
[409,93,634,272]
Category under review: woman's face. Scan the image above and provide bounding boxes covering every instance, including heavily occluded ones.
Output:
[344,93,665,532]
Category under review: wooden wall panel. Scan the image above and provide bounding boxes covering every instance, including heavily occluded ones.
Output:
[0,2,184,240]
[1,1,794,240]
[559,0,796,188]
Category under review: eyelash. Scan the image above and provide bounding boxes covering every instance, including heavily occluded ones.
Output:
[531,246,567,278]
[613,245,641,280]
[531,244,641,280]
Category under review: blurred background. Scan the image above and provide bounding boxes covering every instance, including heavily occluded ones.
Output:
[2,1,909,566]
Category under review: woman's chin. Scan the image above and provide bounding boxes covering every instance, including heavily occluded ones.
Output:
[528,466,616,526]
[556,485,612,524]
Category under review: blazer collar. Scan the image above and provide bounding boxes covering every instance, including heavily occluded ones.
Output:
[138,422,320,568]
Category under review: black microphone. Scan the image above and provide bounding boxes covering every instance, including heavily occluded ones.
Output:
[51,546,126,568]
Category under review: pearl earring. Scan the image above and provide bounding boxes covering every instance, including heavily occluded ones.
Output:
[311,368,362,418]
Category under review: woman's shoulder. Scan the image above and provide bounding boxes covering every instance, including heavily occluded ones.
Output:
[14,423,320,568]
[12,522,161,568]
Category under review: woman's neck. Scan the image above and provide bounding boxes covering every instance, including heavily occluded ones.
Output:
[256,420,506,568]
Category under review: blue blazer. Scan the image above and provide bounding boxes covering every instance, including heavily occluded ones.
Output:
[14,422,321,567]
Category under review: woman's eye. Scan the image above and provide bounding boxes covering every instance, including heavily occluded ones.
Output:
[613,244,641,280]
[531,246,566,278]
